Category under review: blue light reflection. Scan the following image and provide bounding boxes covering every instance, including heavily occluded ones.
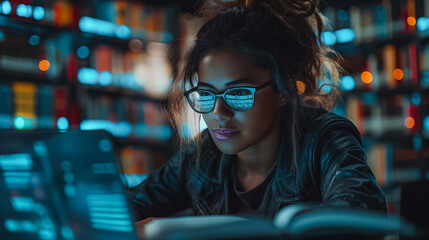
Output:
[335,28,356,43]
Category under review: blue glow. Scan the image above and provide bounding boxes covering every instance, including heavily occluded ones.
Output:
[11,197,35,211]
[321,31,336,46]
[61,226,74,239]
[79,16,116,37]
[29,35,40,46]
[78,68,98,85]
[5,219,37,233]
[16,4,32,18]
[340,75,356,90]
[411,93,421,105]
[57,117,69,130]
[33,6,45,20]
[90,213,130,219]
[413,135,422,151]
[115,25,132,39]
[123,174,148,188]
[135,123,172,140]
[14,116,25,129]
[417,17,429,32]
[424,116,429,131]
[64,184,76,197]
[4,172,31,189]
[89,207,128,213]
[335,28,356,43]
[337,10,349,22]
[0,154,33,171]
[91,218,131,226]
[2,1,12,15]
[92,224,133,232]
[0,30,5,41]
[77,46,90,59]
[161,32,174,43]
[80,120,133,137]
[99,71,113,86]
[38,229,56,239]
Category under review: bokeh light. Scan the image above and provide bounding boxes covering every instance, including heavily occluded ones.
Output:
[2,1,12,15]
[77,46,90,59]
[33,6,45,20]
[340,75,355,90]
[57,117,69,130]
[405,117,415,129]
[29,35,40,46]
[393,69,404,80]
[39,60,50,71]
[361,71,373,84]
[14,116,25,129]
[407,17,417,26]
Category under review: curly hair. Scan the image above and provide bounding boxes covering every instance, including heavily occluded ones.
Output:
[166,0,343,172]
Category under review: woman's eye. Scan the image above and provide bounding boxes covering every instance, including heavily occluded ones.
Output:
[233,89,248,95]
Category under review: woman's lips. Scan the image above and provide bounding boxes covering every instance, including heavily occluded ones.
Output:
[213,129,240,140]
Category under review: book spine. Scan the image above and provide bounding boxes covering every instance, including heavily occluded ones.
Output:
[12,82,37,129]
[408,44,418,85]
[0,83,12,129]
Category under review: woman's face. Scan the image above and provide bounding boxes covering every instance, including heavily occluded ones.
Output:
[197,48,285,155]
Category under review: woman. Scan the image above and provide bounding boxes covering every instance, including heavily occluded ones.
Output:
[127,0,386,220]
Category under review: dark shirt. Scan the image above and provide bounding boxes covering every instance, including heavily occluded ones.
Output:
[229,158,276,216]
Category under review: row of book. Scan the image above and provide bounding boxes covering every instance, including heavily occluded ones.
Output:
[0,30,172,97]
[343,93,424,137]
[366,140,429,188]
[0,81,172,141]
[0,0,177,35]
[342,43,419,90]
[323,0,428,43]
[78,42,173,97]
[420,43,429,88]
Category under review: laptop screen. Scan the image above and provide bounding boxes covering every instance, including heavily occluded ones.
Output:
[0,130,138,240]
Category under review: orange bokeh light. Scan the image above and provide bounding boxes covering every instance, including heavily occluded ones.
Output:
[393,68,404,80]
[407,17,417,26]
[404,117,415,129]
[296,81,306,94]
[39,60,50,71]
[361,71,373,84]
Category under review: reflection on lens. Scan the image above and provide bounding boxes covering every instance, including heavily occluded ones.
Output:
[190,91,215,112]
[225,89,253,110]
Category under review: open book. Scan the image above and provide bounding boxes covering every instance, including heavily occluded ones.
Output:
[144,203,419,240]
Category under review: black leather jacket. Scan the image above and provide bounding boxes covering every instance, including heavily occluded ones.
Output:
[126,107,387,220]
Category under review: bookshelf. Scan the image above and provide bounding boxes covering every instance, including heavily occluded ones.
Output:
[321,0,429,213]
[0,0,182,187]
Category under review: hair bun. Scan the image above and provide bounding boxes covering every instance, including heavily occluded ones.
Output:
[214,0,318,18]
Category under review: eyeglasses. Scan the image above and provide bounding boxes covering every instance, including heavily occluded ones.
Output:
[184,81,272,113]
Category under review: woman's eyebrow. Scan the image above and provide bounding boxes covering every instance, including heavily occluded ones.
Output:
[197,78,253,88]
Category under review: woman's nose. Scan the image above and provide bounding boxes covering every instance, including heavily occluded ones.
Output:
[211,97,233,122]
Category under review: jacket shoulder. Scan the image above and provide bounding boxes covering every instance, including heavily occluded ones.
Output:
[302,107,361,143]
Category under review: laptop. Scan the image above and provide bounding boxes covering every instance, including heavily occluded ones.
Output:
[0,130,139,240]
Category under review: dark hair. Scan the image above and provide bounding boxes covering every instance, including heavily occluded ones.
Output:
[166,0,343,171]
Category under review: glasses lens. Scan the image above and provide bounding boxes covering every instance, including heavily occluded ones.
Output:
[188,90,215,113]
[225,89,254,111]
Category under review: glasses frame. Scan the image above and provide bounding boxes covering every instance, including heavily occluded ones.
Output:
[184,81,272,114]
